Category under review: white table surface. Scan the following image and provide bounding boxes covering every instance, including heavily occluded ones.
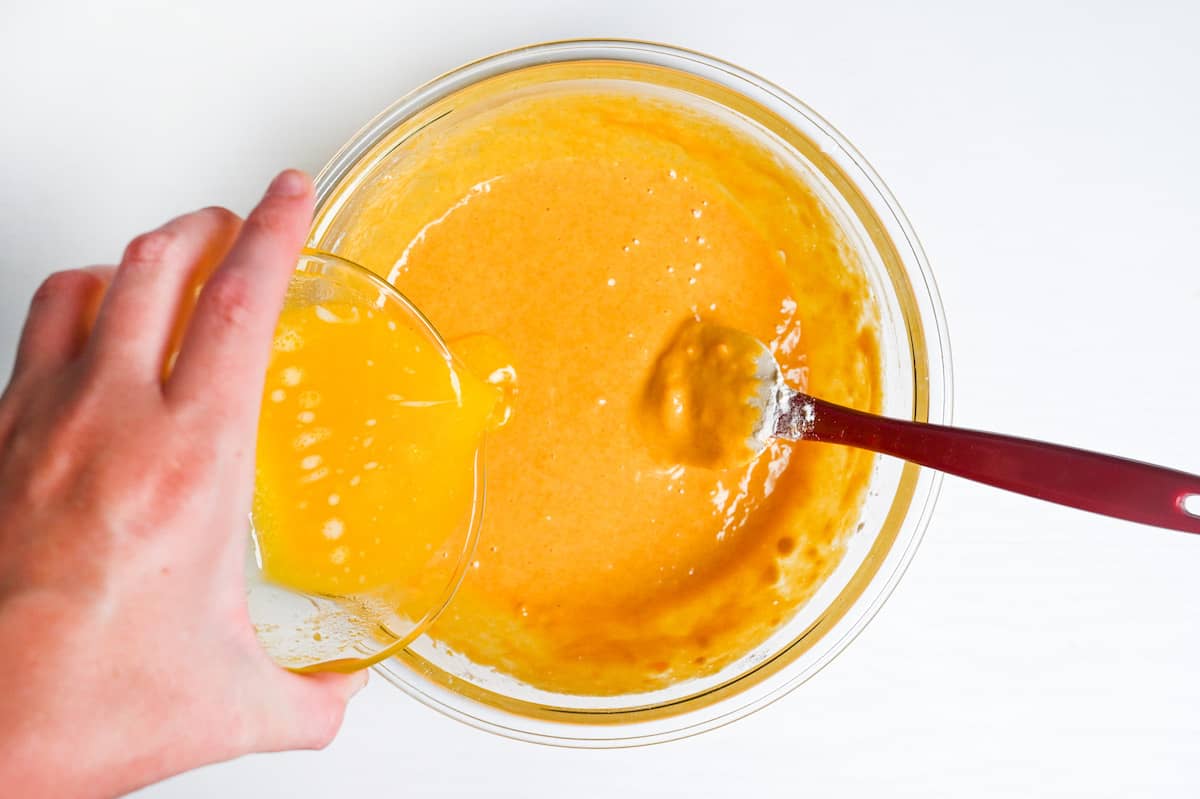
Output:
[4,1,1198,796]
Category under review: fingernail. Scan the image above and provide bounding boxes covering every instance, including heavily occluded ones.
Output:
[266,169,309,198]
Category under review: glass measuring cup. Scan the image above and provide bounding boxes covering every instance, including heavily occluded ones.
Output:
[246,251,483,672]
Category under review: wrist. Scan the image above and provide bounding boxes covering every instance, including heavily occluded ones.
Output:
[0,590,177,799]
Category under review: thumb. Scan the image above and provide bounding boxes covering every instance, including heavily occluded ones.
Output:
[256,668,368,753]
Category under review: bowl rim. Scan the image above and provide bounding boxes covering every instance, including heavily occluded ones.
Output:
[311,37,954,746]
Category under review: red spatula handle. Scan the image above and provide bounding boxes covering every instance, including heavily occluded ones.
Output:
[801,395,1200,534]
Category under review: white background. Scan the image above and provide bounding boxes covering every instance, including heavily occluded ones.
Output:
[3,1,1199,796]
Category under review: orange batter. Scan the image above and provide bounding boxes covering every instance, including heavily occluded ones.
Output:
[640,319,776,471]
[320,89,881,695]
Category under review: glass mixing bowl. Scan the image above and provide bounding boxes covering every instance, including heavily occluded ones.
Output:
[308,40,952,745]
[246,251,483,672]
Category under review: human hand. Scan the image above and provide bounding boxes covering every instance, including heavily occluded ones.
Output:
[0,170,366,798]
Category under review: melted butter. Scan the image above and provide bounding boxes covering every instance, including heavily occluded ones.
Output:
[323,90,882,695]
[252,301,497,597]
[640,320,770,470]
[448,333,519,430]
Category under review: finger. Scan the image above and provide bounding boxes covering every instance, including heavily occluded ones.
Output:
[256,669,367,753]
[87,207,242,381]
[165,170,313,422]
[11,267,113,383]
